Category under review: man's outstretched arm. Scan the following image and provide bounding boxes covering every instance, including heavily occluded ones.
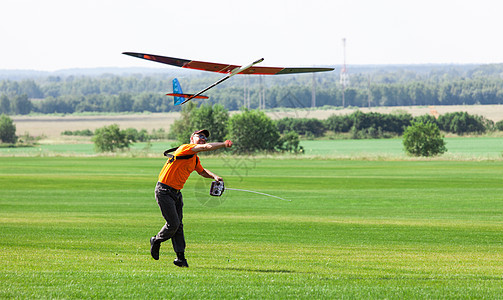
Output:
[192,140,232,153]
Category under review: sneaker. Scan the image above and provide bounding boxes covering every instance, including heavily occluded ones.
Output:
[173,258,189,268]
[150,237,160,260]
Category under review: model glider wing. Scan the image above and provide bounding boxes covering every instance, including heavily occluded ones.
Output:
[166,78,208,106]
[122,52,334,74]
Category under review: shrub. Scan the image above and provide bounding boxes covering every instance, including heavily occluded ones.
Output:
[496,120,503,131]
[413,114,438,125]
[325,114,352,133]
[61,129,94,136]
[437,112,489,135]
[278,131,303,153]
[326,111,412,138]
[227,109,280,154]
[403,121,447,157]
[0,114,17,143]
[92,124,130,152]
[276,118,325,137]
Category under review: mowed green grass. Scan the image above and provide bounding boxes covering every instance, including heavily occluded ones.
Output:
[301,137,503,158]
[1,156,502,299]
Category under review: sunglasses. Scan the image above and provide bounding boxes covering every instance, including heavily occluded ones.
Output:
[194,134,207,140]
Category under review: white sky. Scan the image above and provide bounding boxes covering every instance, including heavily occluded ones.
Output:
[1,0,502,71]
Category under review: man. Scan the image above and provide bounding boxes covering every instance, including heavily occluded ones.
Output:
[150,129,233,267]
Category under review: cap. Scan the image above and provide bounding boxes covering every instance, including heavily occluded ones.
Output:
[192,129,209,138]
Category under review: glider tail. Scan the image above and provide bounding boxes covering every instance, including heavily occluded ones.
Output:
[165,78,209,106]
[172,78,184,106]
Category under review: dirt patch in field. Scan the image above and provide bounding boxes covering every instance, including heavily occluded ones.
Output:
[11,105,503,139]
[12,113,179,138]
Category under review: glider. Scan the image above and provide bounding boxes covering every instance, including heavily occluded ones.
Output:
[166,78,208,106]
[123,52,334,104]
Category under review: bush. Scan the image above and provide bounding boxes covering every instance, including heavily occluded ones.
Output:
[437,112,489,135]
[278,131,303,153]
[0,114,17,143]
[350,111,412,134]
[149,128,168,141]
[496,120,503,131]
[403,121,447,157]
[92,124,131,152]
[326,111,412,138]
[61,129,94,136]
[276,117,326,137]
[17,132,39,145]
[227,109,280,154]
[325,114,353,133]
[413,114,438,125]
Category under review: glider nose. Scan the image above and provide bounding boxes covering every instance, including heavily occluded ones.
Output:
[253,58,265,64]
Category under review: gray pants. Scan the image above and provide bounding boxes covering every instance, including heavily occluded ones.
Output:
[154,182,185,253]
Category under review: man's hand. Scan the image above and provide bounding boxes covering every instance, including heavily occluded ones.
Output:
[198,169,223,182]
[225,140,233,148]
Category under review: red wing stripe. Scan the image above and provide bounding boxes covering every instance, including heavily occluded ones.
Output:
[184,61,239,73]
[123,52,334,74]
[166,93,209,99]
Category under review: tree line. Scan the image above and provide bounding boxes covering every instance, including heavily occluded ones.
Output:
[1,62,503,114]
[2,109,501,152]
[280,111,499,139]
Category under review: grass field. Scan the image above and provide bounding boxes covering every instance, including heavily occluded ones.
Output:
[1,156,502,298]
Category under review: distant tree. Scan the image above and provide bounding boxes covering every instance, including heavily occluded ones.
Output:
[123,128,139,143]
[75,94,104,112]
[403,121,447,157]
[36,96,74,114]
[132,94,156,112]
[19,80,44,98]
[0,95,10,114]
[169,102,197,144]
[11,94,32,115]
[227,109,280,154]
[190,104,229,142]
[343,88,357,107]
[169,103,230,144]
[107,93,133,112]
[137,129,150,142]
[150,128,169,140]
[0,114,17,143]
[92,124,130,152]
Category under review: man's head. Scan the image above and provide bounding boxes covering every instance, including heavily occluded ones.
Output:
[190,129,209,144]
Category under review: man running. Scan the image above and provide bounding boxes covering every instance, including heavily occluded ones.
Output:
[150,129,233,267]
